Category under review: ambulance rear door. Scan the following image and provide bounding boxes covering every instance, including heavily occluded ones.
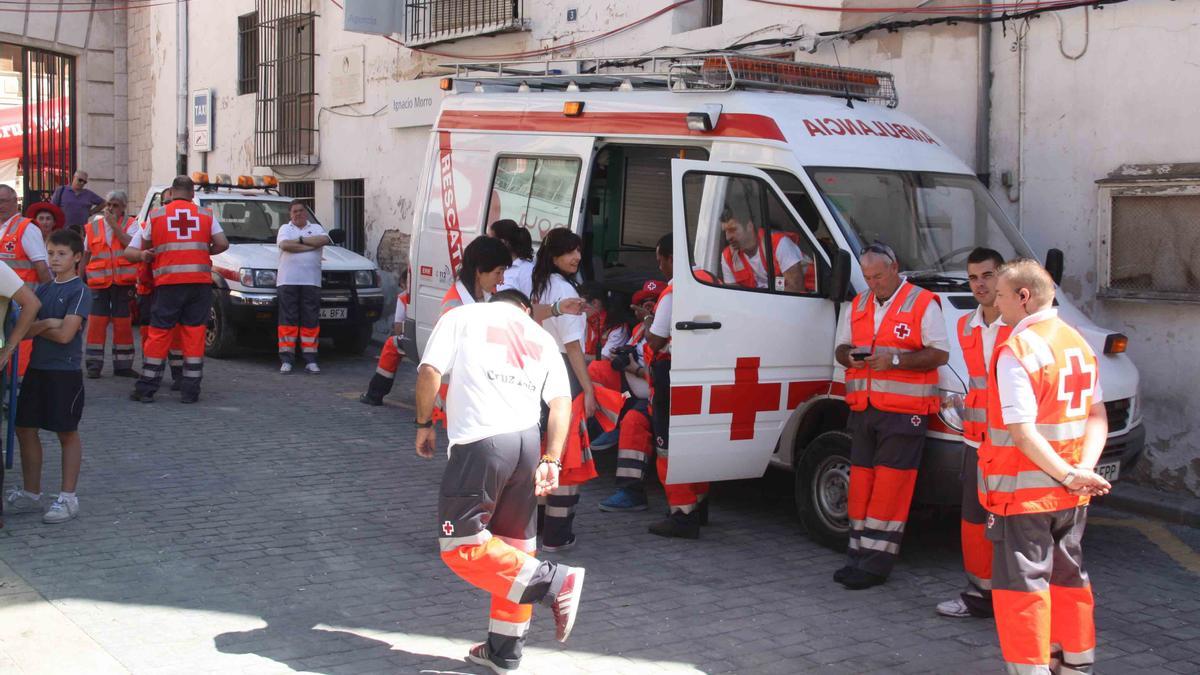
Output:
[666,159,839,483]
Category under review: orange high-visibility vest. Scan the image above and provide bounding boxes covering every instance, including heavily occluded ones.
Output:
[440,281,474,315]
[149,201,214,286]
[722,230,816,292]
[957,312,1014,445]
[845,282,941,415]
[977,315,1100,516]
[0,215,39,283]
[85,215,139,289]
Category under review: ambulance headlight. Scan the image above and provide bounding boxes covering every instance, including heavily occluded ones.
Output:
[353,269,378,288]
[938,390,966,433]
[239,268,277,288]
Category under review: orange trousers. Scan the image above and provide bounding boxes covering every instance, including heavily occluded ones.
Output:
[960,443,994,616]
[990,506,1095,674]
[363,336,404,401]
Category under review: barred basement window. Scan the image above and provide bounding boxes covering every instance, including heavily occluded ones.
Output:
[336,179,366,255]
[1098,165,1200,303]
[255,0,317,166]
[278,180,315,211]
[237,12,258,95]
[404,0,527,47]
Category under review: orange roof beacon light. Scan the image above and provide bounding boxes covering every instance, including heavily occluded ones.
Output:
[439,77,454,91]
[260,175,279,188]
[237,175,255,188]
[563,101,585,117]
[191,171,210,185]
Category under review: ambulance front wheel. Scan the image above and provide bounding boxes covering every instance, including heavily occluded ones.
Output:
[206,289,239,359]
[795,431,852,550]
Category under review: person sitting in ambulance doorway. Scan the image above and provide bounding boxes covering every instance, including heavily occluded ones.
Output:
[833,241,949,590]
[718,198,811,294]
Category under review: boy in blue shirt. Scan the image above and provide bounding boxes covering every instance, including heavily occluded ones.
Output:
[6,229,91,524]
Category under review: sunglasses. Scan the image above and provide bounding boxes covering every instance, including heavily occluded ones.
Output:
[861,242,896,263]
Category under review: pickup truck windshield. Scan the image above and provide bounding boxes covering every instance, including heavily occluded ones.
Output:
[807,168,1032,278]
[203,199,320,243]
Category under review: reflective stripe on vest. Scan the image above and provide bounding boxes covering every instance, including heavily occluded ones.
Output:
[149,203,214,285]
[957,312,1013,443]
[85,216,139,288]
[844,282,941,415]
[977,315,1098,515]
[722,230,815,292]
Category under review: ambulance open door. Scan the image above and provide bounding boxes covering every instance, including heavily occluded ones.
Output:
[666,159,840,483]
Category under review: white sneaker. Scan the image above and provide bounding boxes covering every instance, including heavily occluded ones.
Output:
[304,363,320,374]
[280,362,293,374]
[42,495,79,524]
[4,487,42,513]
[936,597,972,618]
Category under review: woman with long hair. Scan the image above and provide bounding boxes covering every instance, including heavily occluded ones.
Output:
[488,219,534,298]
[531,228,622,550]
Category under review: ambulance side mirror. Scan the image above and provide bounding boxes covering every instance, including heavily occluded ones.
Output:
[1045,248,1064,286]
[328,229,347,246]
[829,249,852,303]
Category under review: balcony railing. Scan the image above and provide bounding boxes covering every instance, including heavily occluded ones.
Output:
[404,0,527,47]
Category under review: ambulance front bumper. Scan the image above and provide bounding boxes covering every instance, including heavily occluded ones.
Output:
[914,422,1146,508]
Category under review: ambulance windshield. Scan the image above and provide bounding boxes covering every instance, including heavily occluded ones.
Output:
[808,168,1032,277]
[203,198,320,243]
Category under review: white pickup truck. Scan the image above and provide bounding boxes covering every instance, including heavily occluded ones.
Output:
[134,182,384,357]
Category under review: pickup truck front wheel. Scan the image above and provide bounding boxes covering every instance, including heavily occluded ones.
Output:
[334,325,372,355]
[795,430,853,551]
[206,289,239,359]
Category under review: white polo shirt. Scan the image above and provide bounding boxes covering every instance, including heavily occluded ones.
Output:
[535,273,584,354]
[499,257,534,298]
[720,236,806,290]
[276,221,328,287]
[421,301,571,447]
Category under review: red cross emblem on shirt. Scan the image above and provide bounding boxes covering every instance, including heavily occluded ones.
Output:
[486,321,543,368]
[3,240,13,253]
[708,356,782,441]
[1058,348,1096,417]
[166,211,201,240]
[442,521,455,536]
[894,322,911,340]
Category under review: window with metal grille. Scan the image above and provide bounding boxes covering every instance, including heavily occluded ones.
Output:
[238,12,258,95]
[278,180,315,211]
[1098,173,1200,302]
[254,0,317,166]
[404,1,526,47]
[335,179,366,254]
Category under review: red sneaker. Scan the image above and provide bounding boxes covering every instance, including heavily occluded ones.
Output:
[551,567,586,643]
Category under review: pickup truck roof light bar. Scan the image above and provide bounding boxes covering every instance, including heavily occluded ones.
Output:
[190,172,281,193]
[442,53,898,108]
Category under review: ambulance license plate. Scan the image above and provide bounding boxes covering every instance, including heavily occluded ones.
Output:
[1095,461,1120,482]
[320,307,348,320]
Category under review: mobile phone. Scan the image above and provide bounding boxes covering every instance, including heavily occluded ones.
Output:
[850,351,871,361]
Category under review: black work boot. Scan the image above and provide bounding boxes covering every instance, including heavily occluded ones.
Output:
[648,510,700,539]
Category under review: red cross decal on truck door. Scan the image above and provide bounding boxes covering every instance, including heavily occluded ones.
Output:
[166,211,201,240]
[708,357,782,441]
[486,321,544,368]
[1058,348,1096,417]
[894,322,911,340]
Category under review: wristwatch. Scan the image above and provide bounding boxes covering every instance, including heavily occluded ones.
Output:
[891,354,901,367]
[298,235,304,245]
[413,419,433,429]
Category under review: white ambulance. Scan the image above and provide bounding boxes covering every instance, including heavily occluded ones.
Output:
[405,54,1145,546]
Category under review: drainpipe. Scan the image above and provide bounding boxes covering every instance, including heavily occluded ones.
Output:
[176,0,188,176]
[975,1,992,187]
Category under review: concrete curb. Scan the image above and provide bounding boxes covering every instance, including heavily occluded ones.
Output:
[1098,482,1200,528]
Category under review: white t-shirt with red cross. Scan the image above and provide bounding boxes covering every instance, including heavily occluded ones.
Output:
[421,301,571,447]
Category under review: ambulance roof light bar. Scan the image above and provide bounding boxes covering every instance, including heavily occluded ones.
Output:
[443,53,898,108]
[190,171,281,193]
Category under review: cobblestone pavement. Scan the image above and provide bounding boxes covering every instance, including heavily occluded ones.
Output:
[0,347,1197,674]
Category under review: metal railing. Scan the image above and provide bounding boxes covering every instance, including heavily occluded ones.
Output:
[405,0,526,47]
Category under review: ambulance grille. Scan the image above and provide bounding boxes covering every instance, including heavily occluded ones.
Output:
[1105,398,1131,433]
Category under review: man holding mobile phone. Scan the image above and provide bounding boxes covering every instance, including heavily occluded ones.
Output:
[832,243,949,589]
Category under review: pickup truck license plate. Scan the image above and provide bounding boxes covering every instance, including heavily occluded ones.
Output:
[1095,461,1120,482]
[319,307,348,320]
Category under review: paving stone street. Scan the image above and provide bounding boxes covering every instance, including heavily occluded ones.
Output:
[0,348,1198,674]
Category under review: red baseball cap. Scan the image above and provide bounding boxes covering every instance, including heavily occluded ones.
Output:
[633,279,665,306]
